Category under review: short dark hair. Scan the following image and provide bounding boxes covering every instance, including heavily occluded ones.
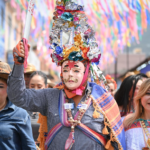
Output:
[30,71,47,85]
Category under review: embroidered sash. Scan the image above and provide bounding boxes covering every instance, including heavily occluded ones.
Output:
[45,90,106,150]
[90,82,126,150]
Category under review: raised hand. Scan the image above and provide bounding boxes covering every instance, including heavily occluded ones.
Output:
[13,41,30,65]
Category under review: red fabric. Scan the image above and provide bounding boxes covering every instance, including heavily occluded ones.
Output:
[80,62,90,87]
[56,6,84,13]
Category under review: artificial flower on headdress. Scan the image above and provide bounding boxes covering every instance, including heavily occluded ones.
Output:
[55,46,63,54]
[74,34,83,48]
[61,12,74,22]
[68,51,83,61]
[56,6,65,15]
[63,46,79,61]
[80,46,90,59]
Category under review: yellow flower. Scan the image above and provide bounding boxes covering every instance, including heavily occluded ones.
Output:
[74,34,82,42]
[74,34,83,47]
[63,46,80,61]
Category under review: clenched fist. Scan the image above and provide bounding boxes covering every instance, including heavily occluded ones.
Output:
[13,41,30,65]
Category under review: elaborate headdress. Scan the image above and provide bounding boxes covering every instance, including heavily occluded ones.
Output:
[50,0,101,65]
[49,0,108,89]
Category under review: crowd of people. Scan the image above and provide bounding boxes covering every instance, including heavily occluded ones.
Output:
[1,1,150,150]
[1,59,150,150]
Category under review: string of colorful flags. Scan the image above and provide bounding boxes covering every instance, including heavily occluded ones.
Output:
[10,0,150,71]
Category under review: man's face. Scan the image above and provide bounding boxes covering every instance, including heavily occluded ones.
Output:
[62,60,85,90]
[0,79,7,104]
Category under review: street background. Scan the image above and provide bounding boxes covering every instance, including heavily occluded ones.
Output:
[0,0,150,85]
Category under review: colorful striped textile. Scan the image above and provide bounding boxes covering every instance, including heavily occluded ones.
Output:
[45,123,63,150]
[59,90,70,127]
[77,123,106,146]
[89,82,126,150]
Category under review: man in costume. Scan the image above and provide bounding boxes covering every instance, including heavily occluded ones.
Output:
[7,0,126,150]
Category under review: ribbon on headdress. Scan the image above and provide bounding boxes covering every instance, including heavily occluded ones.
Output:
[72,62,90,96]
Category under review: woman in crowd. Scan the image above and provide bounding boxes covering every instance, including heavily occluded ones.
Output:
[115,75,143,117]
[0,61,36,150]
[123,78,150,149]
[29,71,48,90]
[105,74,117,97]
[28,71,48,142]
[29,71,49,149]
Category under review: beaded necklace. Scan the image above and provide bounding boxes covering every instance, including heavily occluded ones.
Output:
[64,90,91,150]
[140,120,150,149]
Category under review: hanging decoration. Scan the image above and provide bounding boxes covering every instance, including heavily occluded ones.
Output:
[9,0,150,71]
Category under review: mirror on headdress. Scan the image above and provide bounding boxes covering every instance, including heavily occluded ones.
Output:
[60,27,74,47]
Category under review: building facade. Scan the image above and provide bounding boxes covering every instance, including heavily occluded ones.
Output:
[0,0,5,62]
[5,2,23,68]
[0,1,40,71]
